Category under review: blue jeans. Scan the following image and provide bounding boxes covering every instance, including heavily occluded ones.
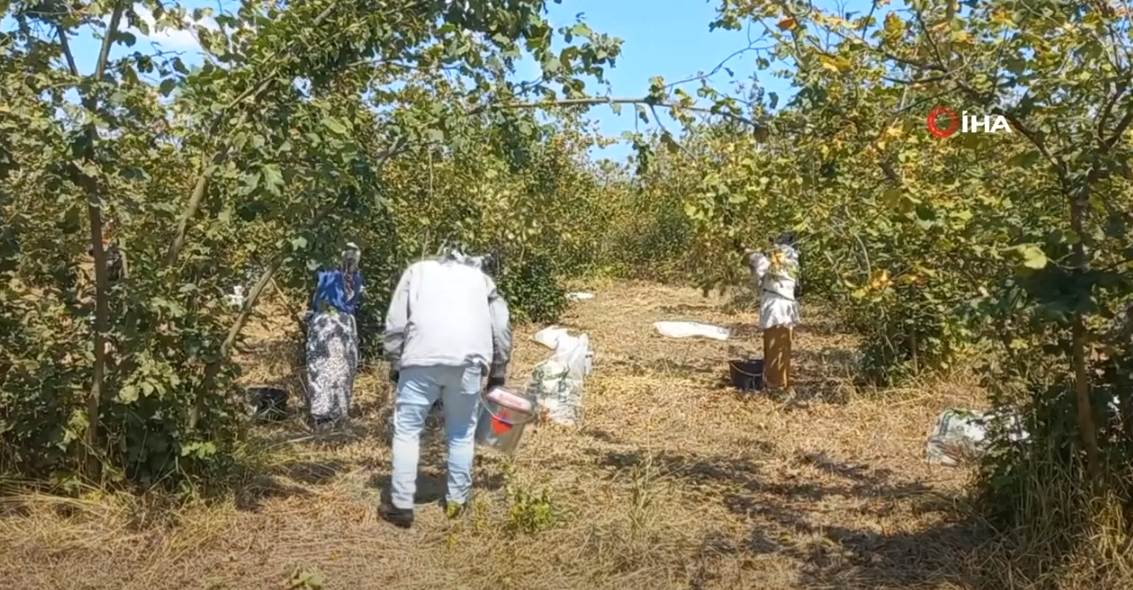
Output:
[390,364,483,510]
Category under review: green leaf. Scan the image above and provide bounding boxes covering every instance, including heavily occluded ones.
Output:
[262,164,284,194]
[1005,150,1040,168]
[322,117,347,135]
[159,78,176,97]
[635,104,649,124]
[882,187,902,207]
[568,23,592,39]
[542,57,561,74]
[1019,245,1048,269]
[119,385,139,404]
[239,171,261,196]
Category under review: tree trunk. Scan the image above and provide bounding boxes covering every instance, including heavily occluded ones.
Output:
[82,205,111,482]
[58,1,126,483]
[1069,193,1101,484]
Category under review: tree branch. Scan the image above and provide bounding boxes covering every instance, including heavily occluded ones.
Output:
[1103,97,1133,152]
[882,73,950,85]
[468,96,766,131]
[1096,81,1127,144]
[165,2,341,266]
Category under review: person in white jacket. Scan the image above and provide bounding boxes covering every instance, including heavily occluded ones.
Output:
[379,248,512,528]
[744,233,800,391]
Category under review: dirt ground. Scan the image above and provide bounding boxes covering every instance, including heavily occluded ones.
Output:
[0,280,992,590]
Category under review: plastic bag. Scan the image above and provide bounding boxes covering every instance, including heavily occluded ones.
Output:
[925,409,988,466]
[227,285,246,307]
[533,326,592,378]
[925,408,1029,466]
[529,334,589,426]
[533,326,571,350]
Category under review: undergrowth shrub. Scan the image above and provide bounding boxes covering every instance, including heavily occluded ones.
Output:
[976,301,1133,588]
[842,284,972,387]
[978,378,1133,588]
[0,242,247,492]
[496,252,570,325]
[502,462,567,534]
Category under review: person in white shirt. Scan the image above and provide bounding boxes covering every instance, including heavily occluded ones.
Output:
[378,247,512,528]
[744,233,800,391]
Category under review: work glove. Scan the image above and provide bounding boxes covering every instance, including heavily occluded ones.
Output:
[486,376,506,391]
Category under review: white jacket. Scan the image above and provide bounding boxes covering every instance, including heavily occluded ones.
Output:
[382,257,512,379]
[748,244,800,329]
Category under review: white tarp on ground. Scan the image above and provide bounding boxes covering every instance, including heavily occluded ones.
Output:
[653,321,730,341]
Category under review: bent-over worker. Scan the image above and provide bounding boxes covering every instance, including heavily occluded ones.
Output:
[304,243,363,429]
[379,248,512,528]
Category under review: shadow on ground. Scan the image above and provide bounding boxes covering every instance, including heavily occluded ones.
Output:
[594,447,986,589]
[235,409,509,513]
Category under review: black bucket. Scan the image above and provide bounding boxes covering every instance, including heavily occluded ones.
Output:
[728,358,764,391]
[247,385,289,421]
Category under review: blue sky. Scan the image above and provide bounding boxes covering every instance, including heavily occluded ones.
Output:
[520,0,781,160]
[12,0,883,161]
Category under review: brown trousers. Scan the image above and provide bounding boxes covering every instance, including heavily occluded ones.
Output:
[763,326,792,390]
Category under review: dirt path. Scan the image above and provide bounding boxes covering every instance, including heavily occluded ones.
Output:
[0,281,989,590]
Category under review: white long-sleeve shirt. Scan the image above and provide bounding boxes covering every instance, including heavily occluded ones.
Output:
[382,257,512,379]
[748,245,800,330]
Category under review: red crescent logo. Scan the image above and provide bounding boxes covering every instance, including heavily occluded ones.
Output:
[927,105,960,138]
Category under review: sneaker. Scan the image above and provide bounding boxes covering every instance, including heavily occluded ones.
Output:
[379,503,414,528]
[444,501,466,519]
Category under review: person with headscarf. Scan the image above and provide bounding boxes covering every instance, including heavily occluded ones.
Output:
[379,246,512,528]
[305,243,363,429]
[744,233,800,391]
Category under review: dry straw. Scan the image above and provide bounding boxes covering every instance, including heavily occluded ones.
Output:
[1,281,996,590]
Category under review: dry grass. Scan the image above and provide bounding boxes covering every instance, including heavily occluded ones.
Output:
[0,281,994,590]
